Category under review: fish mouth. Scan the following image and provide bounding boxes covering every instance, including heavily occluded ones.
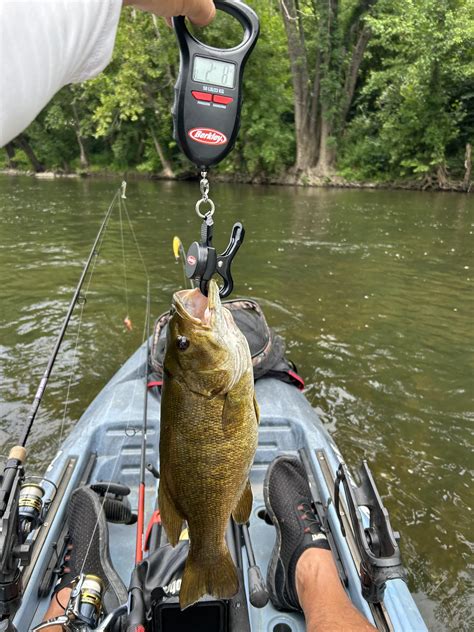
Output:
[173,279,220,326]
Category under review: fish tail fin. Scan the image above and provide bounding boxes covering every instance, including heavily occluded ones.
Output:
[179,544,239,610]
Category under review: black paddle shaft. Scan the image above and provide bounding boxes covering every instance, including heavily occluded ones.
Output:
[172,0,259,168]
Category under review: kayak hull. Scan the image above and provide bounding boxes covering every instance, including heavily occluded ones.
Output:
[14,341,427,631]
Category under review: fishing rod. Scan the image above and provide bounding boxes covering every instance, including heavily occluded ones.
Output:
[125,281,152,632]
[135,279,151,564]
[0,185,123,625]
[18,188,121,448]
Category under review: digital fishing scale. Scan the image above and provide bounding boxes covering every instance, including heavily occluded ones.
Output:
[172,0,259,168]
[172,0,260,297]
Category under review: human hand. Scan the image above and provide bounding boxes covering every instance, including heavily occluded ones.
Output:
[123,0,216,27]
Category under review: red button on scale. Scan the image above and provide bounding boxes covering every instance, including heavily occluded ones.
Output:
[191,91,212,102]
[213,95,234,105]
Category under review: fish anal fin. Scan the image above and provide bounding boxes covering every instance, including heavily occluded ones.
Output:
[179,544,239,610]
[232,479,253,524]
[158,480,183,547]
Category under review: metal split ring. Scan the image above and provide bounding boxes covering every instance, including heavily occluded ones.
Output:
[195,198,215,219]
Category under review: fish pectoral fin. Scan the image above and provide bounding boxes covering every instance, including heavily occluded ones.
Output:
[158,479,184,547]
[179,545,239,610]
[232,479,253,524]
[253,394,260,425]
[222,389,258,430]
[221,391,240,430]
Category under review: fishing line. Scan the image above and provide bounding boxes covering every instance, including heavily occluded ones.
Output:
[118,192,130,320]
[78,276,151,577]
[18,188,122,449]
[121,195,150,282]
[35,188,123,472]
[77,187,152,573]
[55,219,110,452]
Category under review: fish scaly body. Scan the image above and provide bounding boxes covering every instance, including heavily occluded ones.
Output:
[159,280,259,609]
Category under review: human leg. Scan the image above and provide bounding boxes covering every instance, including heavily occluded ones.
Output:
[37,486,127,630]
[264,455,376,632]
[296,548,376,632]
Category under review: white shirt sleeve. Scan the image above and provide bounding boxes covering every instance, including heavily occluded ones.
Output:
[0,0,122,147]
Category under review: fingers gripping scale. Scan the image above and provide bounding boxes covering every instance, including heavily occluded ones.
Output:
[172,0,260,168]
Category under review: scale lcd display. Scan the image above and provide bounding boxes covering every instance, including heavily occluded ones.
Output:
[193,56,236,89]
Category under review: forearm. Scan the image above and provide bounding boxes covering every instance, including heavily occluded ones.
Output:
[0,0,215,148]
[0,0,122,147]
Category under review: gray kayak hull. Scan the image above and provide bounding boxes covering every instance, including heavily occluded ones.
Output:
[14,341,427,631]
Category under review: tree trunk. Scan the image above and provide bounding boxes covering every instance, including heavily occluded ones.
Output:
[436,163,449,189]
[463,143,472,192]
[4,143,17,169]
[75,131,89,169]
[14,134,44,172]
[71,100,89,169]
[313,0,338,175]
[149,127,174,177]
[280,0,319,171]
[281,0,374,175]
[315,114,336,176]
[341,25,371,124]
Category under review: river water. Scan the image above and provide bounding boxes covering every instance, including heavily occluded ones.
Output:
[0,176,472,630]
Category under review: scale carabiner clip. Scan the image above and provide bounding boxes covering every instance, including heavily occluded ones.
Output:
[185,218,245,298]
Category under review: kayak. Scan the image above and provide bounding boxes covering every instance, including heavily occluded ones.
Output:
[13,339,428,631]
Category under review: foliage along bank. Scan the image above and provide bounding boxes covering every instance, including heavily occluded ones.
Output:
[2,0,473,191]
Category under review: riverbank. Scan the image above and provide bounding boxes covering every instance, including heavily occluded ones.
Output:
[1,167,471,193]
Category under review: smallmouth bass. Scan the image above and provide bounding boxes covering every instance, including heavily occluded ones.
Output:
[159,280,259,609]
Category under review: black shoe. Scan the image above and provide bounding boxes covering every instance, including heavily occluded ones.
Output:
[57,486,128,613]
[264,455,330,611]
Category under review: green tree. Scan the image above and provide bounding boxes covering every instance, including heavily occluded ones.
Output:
[340,0,474,186]
[279,0,377,175]
[86,10,177,176]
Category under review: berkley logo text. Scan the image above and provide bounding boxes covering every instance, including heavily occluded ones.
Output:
[188,128,227,146]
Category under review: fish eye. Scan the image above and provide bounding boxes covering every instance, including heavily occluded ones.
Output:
[176,335,190,351]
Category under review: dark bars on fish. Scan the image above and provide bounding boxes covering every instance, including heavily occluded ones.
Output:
[18,190,120,448]
[135,279,151,564]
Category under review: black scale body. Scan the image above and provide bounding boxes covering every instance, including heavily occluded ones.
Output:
[172,0,260,169]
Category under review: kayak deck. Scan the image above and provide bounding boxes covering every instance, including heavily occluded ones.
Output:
[16,341,427,631]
